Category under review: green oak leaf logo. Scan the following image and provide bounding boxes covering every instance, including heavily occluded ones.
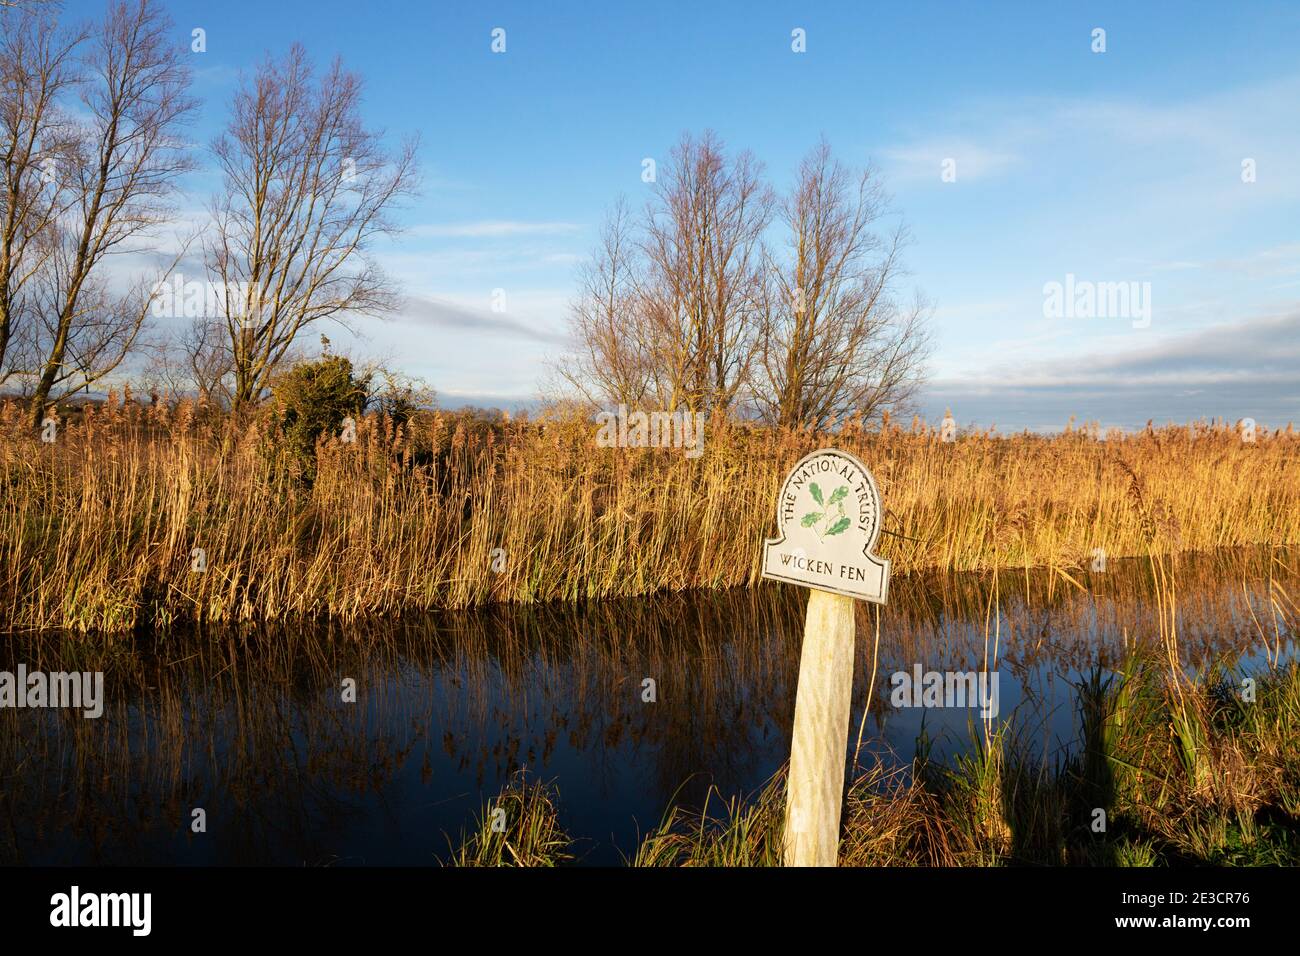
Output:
[801,482,851,541]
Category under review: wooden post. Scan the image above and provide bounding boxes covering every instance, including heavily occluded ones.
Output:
[783,588,857,866]
[761,448,891,868]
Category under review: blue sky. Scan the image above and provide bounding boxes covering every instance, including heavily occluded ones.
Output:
[142,0,1300,429]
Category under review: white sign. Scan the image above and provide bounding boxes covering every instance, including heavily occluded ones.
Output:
[761,448,890,604]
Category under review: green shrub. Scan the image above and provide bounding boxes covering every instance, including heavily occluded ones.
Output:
[268,356,369,480]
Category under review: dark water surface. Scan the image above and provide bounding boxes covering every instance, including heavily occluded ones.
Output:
[1,549,1296,865]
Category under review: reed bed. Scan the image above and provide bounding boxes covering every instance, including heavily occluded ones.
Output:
[446,774,573,867]
[2,395,1297,632]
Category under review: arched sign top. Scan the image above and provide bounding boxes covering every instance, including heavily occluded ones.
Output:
[761,447,890,604]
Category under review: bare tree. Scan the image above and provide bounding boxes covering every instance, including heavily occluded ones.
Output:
[22,0,197,424]
[552,197,649,407]
[0,5,83,388]
[206,43,419,408]
[639,131,773,413]
[181,315,234,403]
[139,313,234,404]
[753,140,931,429]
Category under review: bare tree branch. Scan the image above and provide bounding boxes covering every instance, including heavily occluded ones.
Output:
[753,140,932,428]
[0,3,84,387]
[21,0,198,424]
[206,43,419,408]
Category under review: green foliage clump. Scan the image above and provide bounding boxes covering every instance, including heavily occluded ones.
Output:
[268,355,369,480]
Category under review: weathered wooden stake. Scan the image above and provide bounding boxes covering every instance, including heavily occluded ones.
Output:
[783,588,857,866]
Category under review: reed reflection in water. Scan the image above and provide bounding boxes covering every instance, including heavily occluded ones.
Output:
[0,548,1295,865]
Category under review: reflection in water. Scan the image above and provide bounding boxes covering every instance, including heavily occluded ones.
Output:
[0,548,1295,865]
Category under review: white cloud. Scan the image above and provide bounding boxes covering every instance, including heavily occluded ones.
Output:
[880,142,1020,183]
[923,307,1300,429]
[393,294,570,345]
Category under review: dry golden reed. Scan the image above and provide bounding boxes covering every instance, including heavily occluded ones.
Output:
[2,396,1297,633]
